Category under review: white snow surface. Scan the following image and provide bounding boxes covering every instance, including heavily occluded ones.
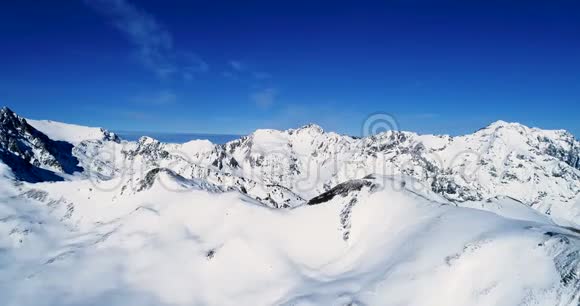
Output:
[2,113,580,305]
[0,160,13,179]
[26,119,116,145]
[2,174,580,306]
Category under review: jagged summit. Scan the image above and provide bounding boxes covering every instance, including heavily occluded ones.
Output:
[0,106,14,116]
[137,135,160,144]
[294,123,324,133]
[485,120,518,128]
[0,106,25,127]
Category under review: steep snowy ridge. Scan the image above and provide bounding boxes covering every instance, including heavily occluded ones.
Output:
[432,121,580,224]
[2,107,580,305]
[27,118,119,145]
[0,107,83,182]
[69,135,305,208]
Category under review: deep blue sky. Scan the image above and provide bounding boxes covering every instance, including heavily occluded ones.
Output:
[1,0,579,136]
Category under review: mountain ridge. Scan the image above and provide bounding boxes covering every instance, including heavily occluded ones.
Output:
[2,107,580,305]
[2,106,580,225]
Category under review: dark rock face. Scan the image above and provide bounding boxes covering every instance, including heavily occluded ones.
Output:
[123,137,169,161]
[430,177,483,202]
[137,168,178,192]
[100,128,120,143]
[0,107,82,182]
[543,137,580,170]
[0,149,64,182]
[308,179,375,205]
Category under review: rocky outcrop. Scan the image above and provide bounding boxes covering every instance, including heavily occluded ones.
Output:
[0,107,82,182]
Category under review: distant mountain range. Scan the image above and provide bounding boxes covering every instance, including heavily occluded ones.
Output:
[4,106,579,223]
[1,106,580,305]
[114,130,241,144]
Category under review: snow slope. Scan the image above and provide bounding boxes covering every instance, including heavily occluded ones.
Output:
[2,107,580,305]
[3,175,580,306]
[27,119,119,145]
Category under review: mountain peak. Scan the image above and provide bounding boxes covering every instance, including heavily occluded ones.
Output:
[486,120,522,129]
[0,107,28,130]
[479,120,531,133]
[0,106,18,120]
[295,123,324,133]
[0,106,13,115]
[138,136,160,145]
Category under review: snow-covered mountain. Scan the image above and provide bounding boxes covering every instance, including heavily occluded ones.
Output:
[1,106,580,305]
[1,106,579,220]
[219,121,580,225]
[26,118,119,145]
[52,114,580,224]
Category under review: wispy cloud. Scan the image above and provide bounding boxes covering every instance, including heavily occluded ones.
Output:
[225,60,277,108]
[229,60,244,72]
[252,71,272,80]
[224,60,272,81]
[410,113,439,119]
[121,110,152,120]
[251,88,277,108]
[222,71,238,80]
[85,0,207,79]
[130,90,178,106]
